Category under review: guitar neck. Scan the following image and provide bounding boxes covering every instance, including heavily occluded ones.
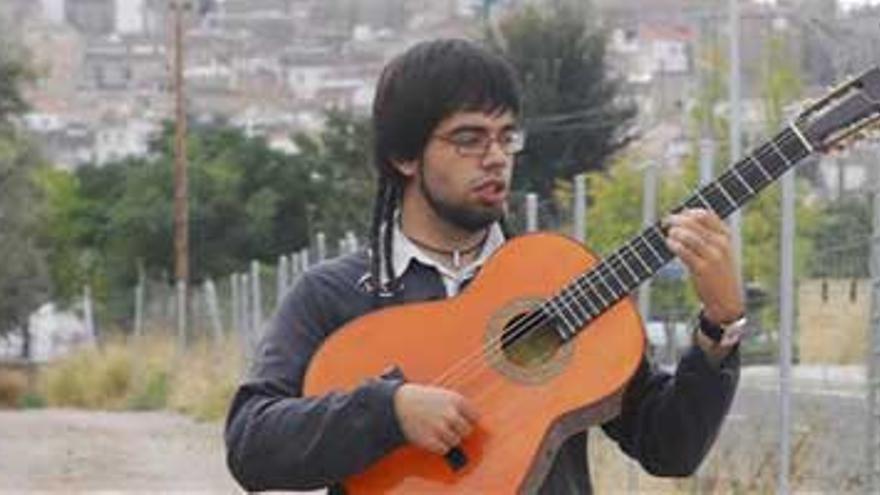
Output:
[545,125,813,339]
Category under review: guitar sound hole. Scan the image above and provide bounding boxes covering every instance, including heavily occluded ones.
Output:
[500,312,565,369]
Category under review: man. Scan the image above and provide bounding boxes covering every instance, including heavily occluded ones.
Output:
[225,38,742,494]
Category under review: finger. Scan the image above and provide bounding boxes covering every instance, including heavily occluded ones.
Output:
[447,414,473,438]
[456,398,480,424]
[666,234,703,271]
[667,226,709,260]
[436,427,460,450]
[683,209,729,237]
[425,437,449,455]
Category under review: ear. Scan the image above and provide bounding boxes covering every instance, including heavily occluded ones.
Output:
[391,158,418,179]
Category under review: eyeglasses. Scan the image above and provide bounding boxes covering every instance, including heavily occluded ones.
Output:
[432,128,526,157]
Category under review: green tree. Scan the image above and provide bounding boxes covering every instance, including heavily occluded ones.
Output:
[488,0,635,198]
[42,110,375,327]
[293,109,375,241]
[0,44,51,352]
[0,132,52,348]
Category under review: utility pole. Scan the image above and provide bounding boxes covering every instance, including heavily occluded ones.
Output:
[172,0,189,309]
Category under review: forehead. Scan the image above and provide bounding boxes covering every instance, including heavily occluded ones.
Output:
[434,110,518,133]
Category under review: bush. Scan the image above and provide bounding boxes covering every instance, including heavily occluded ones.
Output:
[0,369,28,408]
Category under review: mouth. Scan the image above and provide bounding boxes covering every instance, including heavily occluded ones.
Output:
[472,179,508,205]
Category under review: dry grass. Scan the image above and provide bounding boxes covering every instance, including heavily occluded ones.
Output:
[0,369,28,407]
[168,338,244,421]
[587,404,845,494]
[39,333,244,420]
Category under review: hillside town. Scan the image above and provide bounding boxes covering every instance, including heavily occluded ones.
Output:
[0,0,875,202]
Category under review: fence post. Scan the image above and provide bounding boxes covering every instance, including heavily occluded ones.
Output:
[526,193,538,232]
[238,273,251,354]
[300,248,310,271]
[316,232,326,262]
[573,174,586,243]
[337,238,347,258]
[346,230,358,254]
[277,255,289,306]
[204,278,223,343]
[230,273,239,341]
[250,260,262,339]
[83,285,95,342]
[134,262,145,337]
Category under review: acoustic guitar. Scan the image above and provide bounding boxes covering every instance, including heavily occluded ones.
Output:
[304,67,880,493]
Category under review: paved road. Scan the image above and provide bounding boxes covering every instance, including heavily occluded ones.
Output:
[0,409,239,493]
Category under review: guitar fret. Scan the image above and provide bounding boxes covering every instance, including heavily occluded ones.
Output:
[731,167,756,195]
[593,271,619,302]
[649,228,676,266]
[748,153,773,182]
[548,298,576,338]
[694,191,713,210]
[563,287,591,323]
[585,277,609,307]
[713,182,738,213]
[624,243,652,276]
[699,186,729,216]
[769,138,794,169]
[631,239,657,269]
[570,279,598,317]
[611,252,639,287]
[637,235,664,266]
[596,260,626,298]
[789,122,814,154]
[562,289,589,328]
[580,283,602,315]
[778,129,811,165]
[597,266,625,298]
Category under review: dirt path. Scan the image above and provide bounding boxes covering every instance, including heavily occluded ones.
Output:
[0,409,239,493]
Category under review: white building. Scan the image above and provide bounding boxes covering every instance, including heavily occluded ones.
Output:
[116,0,145,34]
[93,118,159,165]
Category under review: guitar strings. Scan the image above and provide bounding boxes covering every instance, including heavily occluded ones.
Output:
[432,128,806,391]
[428,129,807,391]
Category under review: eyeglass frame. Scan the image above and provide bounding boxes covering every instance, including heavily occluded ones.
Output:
[430,126,526,158]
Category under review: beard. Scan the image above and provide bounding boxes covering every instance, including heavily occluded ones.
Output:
[418,164,504,233]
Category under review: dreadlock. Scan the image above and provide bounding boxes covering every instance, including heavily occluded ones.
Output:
[368,39,522,297]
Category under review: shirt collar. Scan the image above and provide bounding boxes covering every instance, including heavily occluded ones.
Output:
[384,221,506,284]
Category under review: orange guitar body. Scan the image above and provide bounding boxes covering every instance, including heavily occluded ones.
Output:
[303,233,645,494]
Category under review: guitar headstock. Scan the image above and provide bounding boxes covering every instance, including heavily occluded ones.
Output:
[798,67,880,152]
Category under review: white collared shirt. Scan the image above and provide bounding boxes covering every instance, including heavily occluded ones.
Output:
[385,222,506,297]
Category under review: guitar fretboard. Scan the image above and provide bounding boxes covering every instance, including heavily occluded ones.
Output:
[544,125,812,339]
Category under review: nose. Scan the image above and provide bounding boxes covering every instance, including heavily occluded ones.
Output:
[481,138,511,171]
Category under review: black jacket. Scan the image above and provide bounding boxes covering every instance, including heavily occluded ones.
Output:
[224,250,739,493]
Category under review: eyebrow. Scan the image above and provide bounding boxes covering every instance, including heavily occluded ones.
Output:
[446,123,519,134]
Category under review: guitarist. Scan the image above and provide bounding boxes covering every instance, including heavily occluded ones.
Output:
[225,38,744,494]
